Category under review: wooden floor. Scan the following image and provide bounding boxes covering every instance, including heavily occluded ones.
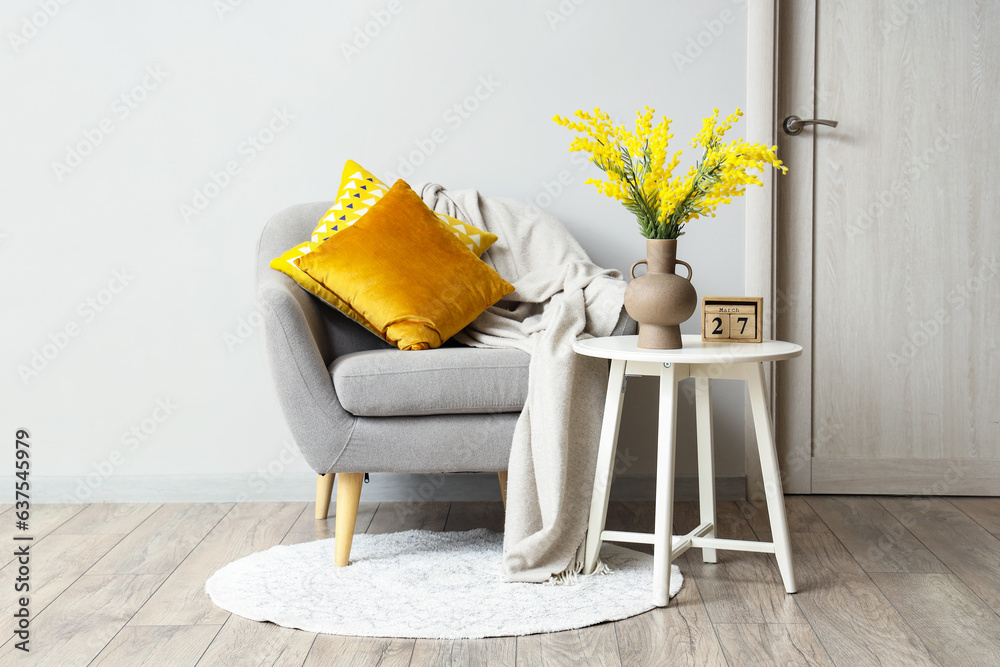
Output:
[3,496,1000,666]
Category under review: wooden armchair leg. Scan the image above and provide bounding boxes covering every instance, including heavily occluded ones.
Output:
[334,473,365,567]
[315,473,335,520]
[498,471,508,510]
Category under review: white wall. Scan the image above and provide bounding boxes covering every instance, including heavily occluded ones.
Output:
[1,0,749,501]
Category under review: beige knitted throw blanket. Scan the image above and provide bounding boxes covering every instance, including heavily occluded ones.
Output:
[418,183,627,583]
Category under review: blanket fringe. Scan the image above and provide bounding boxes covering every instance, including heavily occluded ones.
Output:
[544,559,612,586]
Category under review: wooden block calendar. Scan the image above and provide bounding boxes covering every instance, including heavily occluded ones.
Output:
[701,297,763,343]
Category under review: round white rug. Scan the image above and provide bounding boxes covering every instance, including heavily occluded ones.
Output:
[205,529,682,639]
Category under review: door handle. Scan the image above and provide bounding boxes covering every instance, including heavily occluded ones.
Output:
[782,115,838,135]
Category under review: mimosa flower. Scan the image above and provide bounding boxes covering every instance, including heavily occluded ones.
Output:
[554,107,787,239]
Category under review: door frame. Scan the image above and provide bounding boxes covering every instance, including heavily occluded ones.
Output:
[746,0,815,496]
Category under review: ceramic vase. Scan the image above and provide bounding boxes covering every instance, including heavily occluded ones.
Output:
[624,239,697,349]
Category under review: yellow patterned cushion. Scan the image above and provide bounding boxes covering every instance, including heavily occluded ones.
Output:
[310,160,388,243]
[311,161,497,253]
[296,180,514,351]
[269,160,498,338]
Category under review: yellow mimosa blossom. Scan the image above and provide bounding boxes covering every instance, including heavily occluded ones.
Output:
[553,107,787,239]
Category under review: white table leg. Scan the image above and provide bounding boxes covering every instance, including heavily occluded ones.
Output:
[746,362,797,593]
[653,362,681,607]
[584,358,628,575]
[695,376,717,564]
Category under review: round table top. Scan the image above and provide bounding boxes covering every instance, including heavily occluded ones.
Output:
[574,335,803,364]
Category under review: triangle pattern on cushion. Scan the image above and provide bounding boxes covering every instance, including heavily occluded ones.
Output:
[308,159,499,262]
[311,161,390,243]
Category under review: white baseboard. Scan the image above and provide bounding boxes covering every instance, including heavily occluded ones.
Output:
[25,473,746,504]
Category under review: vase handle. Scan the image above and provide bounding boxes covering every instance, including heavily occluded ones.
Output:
[675,260,693,281]
[630,259,647,280]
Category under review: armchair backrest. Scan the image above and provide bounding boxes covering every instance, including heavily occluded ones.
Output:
[256,201,392,367]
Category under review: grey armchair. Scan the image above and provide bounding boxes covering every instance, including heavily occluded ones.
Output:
[256,201,632,566]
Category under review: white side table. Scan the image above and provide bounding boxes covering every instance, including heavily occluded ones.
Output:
[574,334,803,607]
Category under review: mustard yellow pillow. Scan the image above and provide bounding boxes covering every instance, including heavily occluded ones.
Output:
[296,180,514,350]
[269,160,498,338]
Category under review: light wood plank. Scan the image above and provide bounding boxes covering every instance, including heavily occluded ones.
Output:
[715,623,833,667]
[604,499,721,662]
[0,504,85,567]
[198,614,315,666]
[676,502,805,624]
[812,458,1000,495]
[614,578,726,666]
[604,501,721,664]
[304,634,413,666]
[89,503,232,575]
[287,500,379,536]
[604,499,658,555]
[92,625,221,666]
[520,624,621,667]
[282,500,377,546]
[366,501,450,534]
[410,636,516,666]
[2,503,82,535]
[0,533,123,618]
[50,502,161,535]
[128,502,305,626]
[806,496,948,573]
[443,501,505,534]
[946,496,1000,537]
[0,574,163,665]
[790,533,937,665]
[514,633,544,667]
[872,572,1000,666]
[879,496,1000,613]
[737,496,830,540]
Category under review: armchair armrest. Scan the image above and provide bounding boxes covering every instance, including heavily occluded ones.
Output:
[258,271,355,474]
